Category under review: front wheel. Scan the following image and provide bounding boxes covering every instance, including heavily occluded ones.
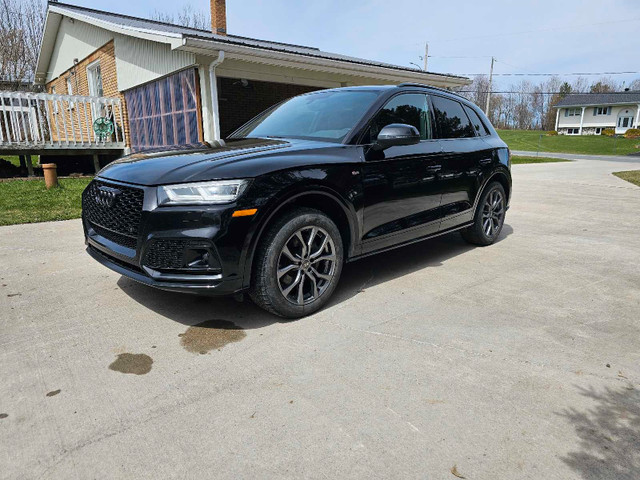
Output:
[461,181,507,246]
[249,208,344,318]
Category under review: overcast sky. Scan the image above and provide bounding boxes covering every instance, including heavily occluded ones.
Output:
[70,0,640,89]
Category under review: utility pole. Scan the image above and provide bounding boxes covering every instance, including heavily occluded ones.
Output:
[485,56,495,116]
[423,42,429,71]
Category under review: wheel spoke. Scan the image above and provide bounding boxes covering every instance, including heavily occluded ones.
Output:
[297,273,306,304]
[281,244,300,264]
[311,254,336,264]
[307,227,318,254]
[282,271,302,297]
[311,267,332,282]
[305,271,318,299]
[295,231,308,258]
[309,235,329,259]
[484,218,492,236]
[277,264,298,279]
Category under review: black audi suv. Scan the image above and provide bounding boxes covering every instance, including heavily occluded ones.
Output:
[83,84,511,317]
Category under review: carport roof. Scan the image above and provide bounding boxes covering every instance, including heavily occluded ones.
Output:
[38,2,470,87]
[554,91,640,108]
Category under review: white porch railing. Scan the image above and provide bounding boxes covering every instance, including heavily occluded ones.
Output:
[0,91,126,150]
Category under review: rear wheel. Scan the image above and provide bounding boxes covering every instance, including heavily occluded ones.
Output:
[249,208,344,318]
[461,181,506,246]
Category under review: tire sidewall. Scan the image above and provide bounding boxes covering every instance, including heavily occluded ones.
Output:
[258,210,344,318]
[474,182,506,244]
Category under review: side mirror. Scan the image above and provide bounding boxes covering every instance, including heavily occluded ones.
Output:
[376,123,420,149]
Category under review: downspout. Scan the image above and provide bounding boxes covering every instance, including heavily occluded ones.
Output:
[554,108,560,131]
[208,51,225,141]
[578,106,585,135]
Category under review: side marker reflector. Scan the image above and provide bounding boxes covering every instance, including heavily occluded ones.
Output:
[232,208,257,217]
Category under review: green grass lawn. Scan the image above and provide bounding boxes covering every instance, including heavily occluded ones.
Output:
[612,170,640,187]
[498,130,640,156]
[0,177,91,226]
[511,155,572,164]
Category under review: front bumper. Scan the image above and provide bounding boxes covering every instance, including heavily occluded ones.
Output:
[83,178,258,295]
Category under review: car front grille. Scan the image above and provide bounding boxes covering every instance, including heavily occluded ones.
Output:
[143,239,190,269]
[83,180,144,249]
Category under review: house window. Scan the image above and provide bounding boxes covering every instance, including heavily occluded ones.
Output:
[87,60,105,119]
[595,127,602,135]
[51,86,59,114]
[564,108,581,117]
[567,128,580,135]
[66,76,75,109]
[594,106,611,116]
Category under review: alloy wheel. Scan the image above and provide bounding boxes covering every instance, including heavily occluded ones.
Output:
[481,189,505,237]
[277,226,337,305]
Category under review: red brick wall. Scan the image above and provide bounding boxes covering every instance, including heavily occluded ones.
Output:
[45,40,130,146]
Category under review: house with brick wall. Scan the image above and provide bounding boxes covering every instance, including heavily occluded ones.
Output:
[553,92,640,135]
[28,0,469,167]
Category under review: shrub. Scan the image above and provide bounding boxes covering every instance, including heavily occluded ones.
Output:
[602,128,615,136]
[623,128,640,139]
[546,130,558,136]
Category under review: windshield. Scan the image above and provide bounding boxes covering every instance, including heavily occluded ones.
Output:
[230,90,381,143]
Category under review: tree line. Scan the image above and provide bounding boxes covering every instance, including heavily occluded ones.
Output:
[455,75,640,131]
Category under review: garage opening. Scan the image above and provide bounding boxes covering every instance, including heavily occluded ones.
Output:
[217,78,323,138]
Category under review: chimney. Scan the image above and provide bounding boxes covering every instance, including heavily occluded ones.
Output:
[211,0,227,35]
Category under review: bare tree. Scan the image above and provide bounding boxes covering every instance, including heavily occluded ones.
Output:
[0,0,45,85]
[151,4,210,30]
[629,78,640,91]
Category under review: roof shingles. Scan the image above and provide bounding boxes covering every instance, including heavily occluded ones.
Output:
[555,92,640,107]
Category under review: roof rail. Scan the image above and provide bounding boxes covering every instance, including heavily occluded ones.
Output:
[397,82,466,98]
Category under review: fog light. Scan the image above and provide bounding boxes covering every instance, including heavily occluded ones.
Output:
[184,248,219,270]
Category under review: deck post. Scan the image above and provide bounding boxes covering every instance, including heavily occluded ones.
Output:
[93,153,101,173]
[25,154,34,177]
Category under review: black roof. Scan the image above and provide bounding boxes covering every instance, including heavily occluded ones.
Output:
[555,91,640,107]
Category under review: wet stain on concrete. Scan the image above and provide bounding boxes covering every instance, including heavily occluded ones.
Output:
[46,389,61,397]
[0,413,8,419]
[7,293,21,297]
[108,353,153,375]
[179,320,246,354]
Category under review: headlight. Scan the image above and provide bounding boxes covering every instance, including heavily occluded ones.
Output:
[157,179,249,206]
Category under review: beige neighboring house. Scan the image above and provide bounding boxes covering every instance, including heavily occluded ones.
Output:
[554,92,640,135]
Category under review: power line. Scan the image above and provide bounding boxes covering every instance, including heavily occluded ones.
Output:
[430,17,640,44]
[456,90,640,95]
[454,71,640,77]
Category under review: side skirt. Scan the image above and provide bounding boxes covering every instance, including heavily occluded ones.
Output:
[346,222,474,263]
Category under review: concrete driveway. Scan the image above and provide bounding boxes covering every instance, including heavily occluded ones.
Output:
[1,155,639,480]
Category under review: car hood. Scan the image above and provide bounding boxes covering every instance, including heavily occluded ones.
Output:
[97,138,340,186]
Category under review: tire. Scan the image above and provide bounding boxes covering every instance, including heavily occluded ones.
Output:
[461,181,507,246]
[249,207,344,318]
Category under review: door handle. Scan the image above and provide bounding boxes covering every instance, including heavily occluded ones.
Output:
[425,165,442,172]
[479,158,492,166]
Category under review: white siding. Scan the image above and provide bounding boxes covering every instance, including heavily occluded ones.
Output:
[46,18,113,82]
[45,18,195,92]
[114,36,195,91]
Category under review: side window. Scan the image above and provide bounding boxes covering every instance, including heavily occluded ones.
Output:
[431,95,476,139]
[464,105,490,136]
[368,93,431,142]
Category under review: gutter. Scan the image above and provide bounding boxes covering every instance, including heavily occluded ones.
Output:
[208,50,225,141]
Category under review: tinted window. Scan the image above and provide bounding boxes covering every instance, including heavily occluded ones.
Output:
[431,96,476,139]
[368,93,432,142]
[464,105,490,136]
[231,90,380,143]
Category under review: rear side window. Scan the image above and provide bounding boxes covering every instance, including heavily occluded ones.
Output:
[368,93,432,142]
[431,95,476,139]
[464,105,490,136]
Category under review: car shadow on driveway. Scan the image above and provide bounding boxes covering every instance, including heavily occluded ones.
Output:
[117,224,513,328]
